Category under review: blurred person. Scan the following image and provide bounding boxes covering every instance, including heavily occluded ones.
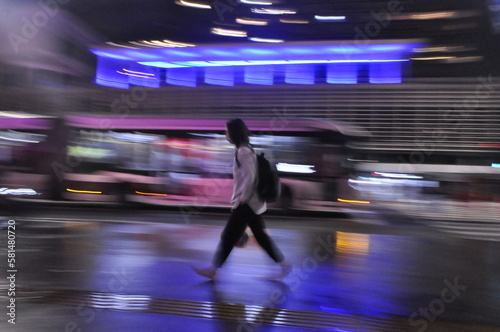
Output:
[193,118,292,280]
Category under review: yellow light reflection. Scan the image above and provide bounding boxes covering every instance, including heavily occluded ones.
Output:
[410,56,455,61]
[337,198,370,204]
[66,189,102,194]
[105,42,140,49]
[411,11,455,20]
[336,232,370,255]
[135,191,168,196]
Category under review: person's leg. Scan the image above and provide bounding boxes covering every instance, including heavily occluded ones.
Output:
[211,205,249,268]
[246,207,285,263]
[247,207,292,279]
[194,205,249,279]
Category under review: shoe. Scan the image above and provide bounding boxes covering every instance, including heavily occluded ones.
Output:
[267,260,292,280]
[192,265,217,279]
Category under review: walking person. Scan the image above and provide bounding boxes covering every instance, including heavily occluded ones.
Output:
[193,118,292,280]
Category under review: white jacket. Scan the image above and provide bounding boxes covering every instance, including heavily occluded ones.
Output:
[231,146,267,215]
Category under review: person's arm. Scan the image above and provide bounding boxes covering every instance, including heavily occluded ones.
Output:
[234,147,256,206]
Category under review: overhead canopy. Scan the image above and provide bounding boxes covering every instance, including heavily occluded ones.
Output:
[90,40,424,88]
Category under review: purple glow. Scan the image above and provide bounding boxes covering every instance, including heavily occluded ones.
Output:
[0,118,53,129]
[66,115,325,132]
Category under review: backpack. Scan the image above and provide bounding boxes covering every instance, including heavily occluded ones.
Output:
[235,146,280,203]
[255,152,281,203]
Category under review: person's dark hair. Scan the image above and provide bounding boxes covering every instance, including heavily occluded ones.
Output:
[226,118,250,148]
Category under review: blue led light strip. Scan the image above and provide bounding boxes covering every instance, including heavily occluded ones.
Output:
[139,59,407,68]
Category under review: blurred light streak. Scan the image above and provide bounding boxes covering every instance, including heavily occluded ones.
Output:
[162,39,196,47]
[314,15,346,21]
[414,46,468,53]
[68,146,111,158]
[140,62,188,68]
[0,135,40,143]
[277,163,315,173]
[176,0,211,9]
[252,8,297,15]
[141,40,196,48]
[94,43,418,62]
[135,191,168,196]
[337,198,370,204]
[410,56,455,60]
[479,143,500,147]
[443,56,483,63]
[348,179,384,185]
[126,64,160,88]
[0,111,46,119]
[279,18,309,24]
[241,0,273,5]
[210,27,247,37]
[236,17,269,25]
[123,68,155,76]
[373,172,423,179]
[0,188,38,195]
[492,163,500,168]
[106,42,140,49]
[141,59,407,69]
[66,189,102,194]
[410,11,456,20]
[130,41,163,48]
[249,37,284,43]
[93,50,133,60]
[347,158,378,162]
[117,70,156,79]
[335,232,370,254]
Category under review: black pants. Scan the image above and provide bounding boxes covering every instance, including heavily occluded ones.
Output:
[212,204,285,268]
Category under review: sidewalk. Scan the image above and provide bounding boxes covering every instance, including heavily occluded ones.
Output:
[2,214,500,331]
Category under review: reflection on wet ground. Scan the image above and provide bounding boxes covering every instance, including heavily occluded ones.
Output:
[1,209,500,331]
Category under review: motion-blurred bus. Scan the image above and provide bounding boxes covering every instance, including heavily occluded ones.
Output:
[62,115,370,211]
[0,112,61,202]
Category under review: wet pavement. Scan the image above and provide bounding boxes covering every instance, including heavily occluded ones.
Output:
[1,206,500,331]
